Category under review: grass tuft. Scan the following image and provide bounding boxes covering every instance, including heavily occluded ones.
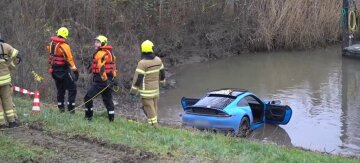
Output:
[0,133,50,161]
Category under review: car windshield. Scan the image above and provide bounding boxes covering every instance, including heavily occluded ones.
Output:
[193,95,235,110]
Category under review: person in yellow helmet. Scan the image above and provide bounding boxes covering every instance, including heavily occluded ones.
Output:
[130,40,165,126]
[84,35,118,122]
[0,34,22,128]
[47,27,79,113]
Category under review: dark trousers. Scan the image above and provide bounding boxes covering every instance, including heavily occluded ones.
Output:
[84,81,114,121]
[52,70,77,112]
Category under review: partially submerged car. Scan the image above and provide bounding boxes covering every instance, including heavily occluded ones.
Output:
[181,89,292,137]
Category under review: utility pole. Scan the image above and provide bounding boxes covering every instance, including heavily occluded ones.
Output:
[342,0,349,55]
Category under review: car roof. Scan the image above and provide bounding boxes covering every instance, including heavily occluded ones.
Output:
[207,88,248,98]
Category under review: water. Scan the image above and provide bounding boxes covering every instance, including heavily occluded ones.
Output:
[158,46,360,156]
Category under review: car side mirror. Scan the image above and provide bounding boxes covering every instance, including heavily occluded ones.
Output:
[269,100,281,105]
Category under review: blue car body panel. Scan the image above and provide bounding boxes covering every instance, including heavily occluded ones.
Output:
[182,113,242,132]
[181,89,292,134]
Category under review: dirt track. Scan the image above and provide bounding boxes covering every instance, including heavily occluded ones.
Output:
[2,123,157,163]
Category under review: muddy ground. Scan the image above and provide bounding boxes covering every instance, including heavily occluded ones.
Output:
[2,122,158,163]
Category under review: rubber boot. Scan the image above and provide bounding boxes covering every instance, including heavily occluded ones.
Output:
[0,124,7,129]
[108,114,114,122]
[152,123,159,128]
[85,108,93,121]
[8,121,21,128]
[68,105,75,114]
[58,105,65,113]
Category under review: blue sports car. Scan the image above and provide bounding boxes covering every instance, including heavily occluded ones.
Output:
[181,89,292,137]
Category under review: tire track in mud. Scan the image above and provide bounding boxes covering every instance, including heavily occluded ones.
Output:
[2,123,157,163]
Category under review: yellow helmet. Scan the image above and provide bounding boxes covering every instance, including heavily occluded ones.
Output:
[141,40,154,53]
[56,27,69,39]
[95,35,108,46]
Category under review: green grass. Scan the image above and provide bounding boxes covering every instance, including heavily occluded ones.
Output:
[0,133,49,162]
[14,98,360,162]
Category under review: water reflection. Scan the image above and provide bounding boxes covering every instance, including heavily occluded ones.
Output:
[340,57,360,155]
[249,124,292,147]
[158,46,360,156]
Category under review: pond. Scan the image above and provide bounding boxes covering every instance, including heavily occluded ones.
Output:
[158,46,360,156]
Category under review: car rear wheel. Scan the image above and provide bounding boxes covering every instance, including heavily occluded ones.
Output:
[237,116,250,137]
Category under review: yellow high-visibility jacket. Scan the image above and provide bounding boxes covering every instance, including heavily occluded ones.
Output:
[130,55,165,98]
[0,43,18,86]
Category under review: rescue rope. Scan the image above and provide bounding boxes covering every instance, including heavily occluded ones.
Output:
[70,84,111,112]
[112,85,120,93]
[73,78,120,110]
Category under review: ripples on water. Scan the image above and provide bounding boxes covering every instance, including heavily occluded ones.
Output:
[159,47,360,156]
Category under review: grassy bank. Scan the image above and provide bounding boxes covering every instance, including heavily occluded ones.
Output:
[0,133,50,162]
[11,98,359,162]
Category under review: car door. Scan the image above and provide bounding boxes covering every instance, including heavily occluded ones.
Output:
[265,104,292,125]
[181,97,200,110]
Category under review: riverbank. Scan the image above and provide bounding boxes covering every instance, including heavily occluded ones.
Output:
[1,0,343,101]
[0,98,358,162]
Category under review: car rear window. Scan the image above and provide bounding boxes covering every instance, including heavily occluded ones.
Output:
[193,95,235,110]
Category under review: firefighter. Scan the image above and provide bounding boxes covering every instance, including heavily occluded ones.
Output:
[0,35,22,128]
[130,40,165,126]
[47,27,79,113]
[84,35,118,122]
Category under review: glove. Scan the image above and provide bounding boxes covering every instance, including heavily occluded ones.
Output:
[15,56,22,64]
[129,94,137,101]
[107,80,114,86]
[160,83,166,91]
[107,79,119,86]
[73,70,79,82]
[48,68,53,75]
[112,79,119,86]
[160,80,166,89]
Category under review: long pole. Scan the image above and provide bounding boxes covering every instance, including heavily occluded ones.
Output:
[342,0,349,54]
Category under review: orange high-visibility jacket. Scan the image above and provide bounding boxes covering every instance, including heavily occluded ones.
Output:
[91,45,117,78]
[91,45,117,81]
[47,36,76,70]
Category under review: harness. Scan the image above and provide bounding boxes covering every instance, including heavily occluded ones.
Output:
[48,37,67,66]
[0,43,9,61]
[92,47,116,74]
